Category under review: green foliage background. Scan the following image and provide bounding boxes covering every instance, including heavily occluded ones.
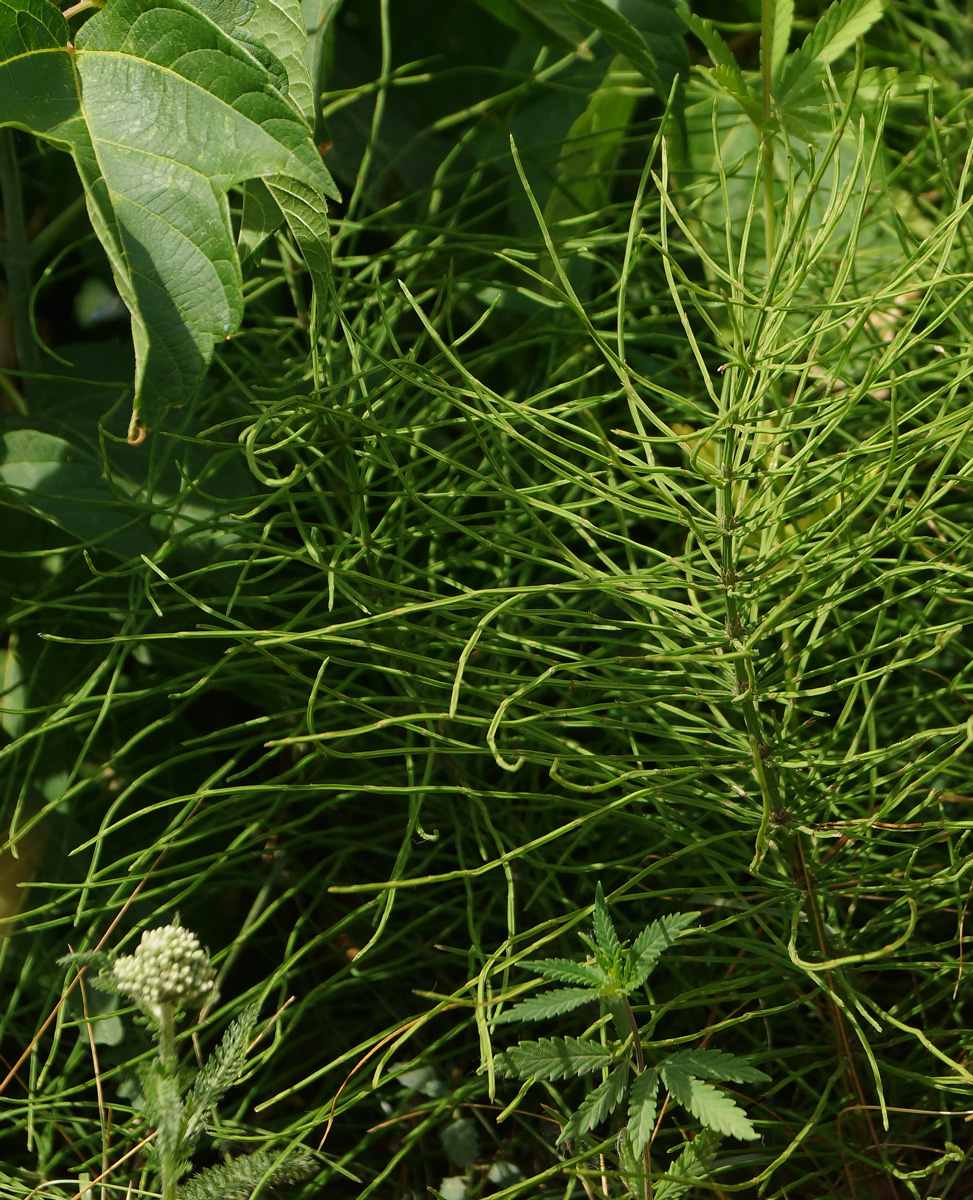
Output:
[3,0,973,1197]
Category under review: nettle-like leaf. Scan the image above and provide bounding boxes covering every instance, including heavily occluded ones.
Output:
[519,957,609,987]
[0,0,339,441]
[558,1061,630,1144]
[592,882,622,962]
[660,1064,761,1141]
[625,1066,660,1155]
[492,984,596,1024]
[494,1035,619,1080]
[660,1048,771,1086]
[628,911,699,990]
[653,1129,723,1200]
[776,0,884,109]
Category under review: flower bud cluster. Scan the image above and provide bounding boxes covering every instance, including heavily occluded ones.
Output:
[113,925,216,1019]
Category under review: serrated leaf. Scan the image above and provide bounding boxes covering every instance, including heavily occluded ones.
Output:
[678,12,764,128]
[0,0,338,439]
[625,1068,660,1155]
[492,985,595,1024]
[592,883,622,960]
[777,0,884,108]
[661,1066,760,1140]
[493,1036,620,1080]
[558,1063,630,1144]
[660,1048,770,1085]
[654,1129,723,1200]
[768,0,794,85]
[627,911,699,990]
[519,957,609,987]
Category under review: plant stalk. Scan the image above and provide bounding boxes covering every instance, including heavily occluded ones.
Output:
[0,128,40,387]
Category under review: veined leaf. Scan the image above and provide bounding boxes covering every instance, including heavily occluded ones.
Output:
[654,1129,723,1200]
[679,12,762,127]
[592,882,622,961]
[627,911,699,989]
[561,0,663,95]
[776,0,884,108]
[493,1035,619,1080]
[472,0,586,52]
[625,1067,660,1154]
[0,0,338,440]
[557,1062,630,1144]
[491,985,595,1023]
[519,956,609,986]
[660,1048,770,1085]
[661,1065,760,1140]
[768,0,794,86]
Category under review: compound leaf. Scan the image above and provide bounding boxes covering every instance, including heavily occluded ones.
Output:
[628,911,699,989]
[558,1062,630,1144]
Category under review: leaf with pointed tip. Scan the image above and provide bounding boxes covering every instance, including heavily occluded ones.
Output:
[592,883,622,961]
[0,0,338,440]
[768,0,794,86]
[493,1036,619,1080]
[491,985,596,1024]
[654,1130,723,1200]
[557,1062,630,1144]
[519,957,609,987]
[625,1068,660,1155]
[679,12,764,127]
[660,1048,770,1085]
[627,911,699,989]
[562,0,663,95]
[661,1065,761,1140]
[776,0,884,109]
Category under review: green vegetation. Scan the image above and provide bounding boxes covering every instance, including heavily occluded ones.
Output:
[3,0,973,1197]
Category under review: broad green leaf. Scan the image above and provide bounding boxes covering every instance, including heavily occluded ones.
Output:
[519,956,609,986]
[561,0,663,95]
[472,0,586,52]
[627,911,699,989]
[0,0,338,440]
[0,429,154,558]
[557,1063,629,1143]
[617,0,690,109]
[625,1067,660,1154]
[493,1036,619,1080]
[592,882,622,961]
[543,56,638,231]
[660,1048,770,1085]
[492,985,595,1023]
[776,0,884,109]
[661,1065,760,1140]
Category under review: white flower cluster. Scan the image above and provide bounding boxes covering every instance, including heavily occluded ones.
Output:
[113,925,217,1019]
